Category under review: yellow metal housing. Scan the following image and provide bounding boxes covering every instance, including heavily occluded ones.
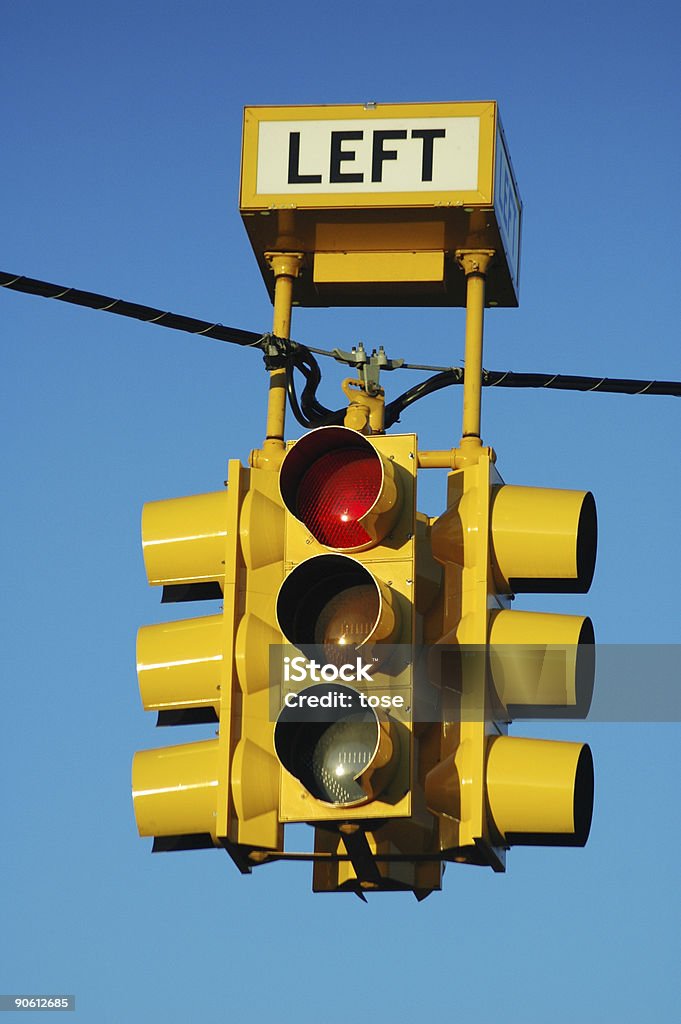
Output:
[134,461,285,860]
[132,740,219,842]
[313,250,445,285]
[489,609,594,717]
[141,491,229,587]
[275,431,417,826]
[486,736,594,846]
[425,449,597,869]
[490,485,597,593]
[136,615,223,719]
[221,463,286,850]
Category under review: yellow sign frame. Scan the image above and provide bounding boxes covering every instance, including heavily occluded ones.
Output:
[240,100,497,210]
[239,100,521,308]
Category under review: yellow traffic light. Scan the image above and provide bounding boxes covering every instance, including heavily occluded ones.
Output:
[131,407,596,892]
[132,486,235,852]
[426,450,597,868]
[273,426,415,822]
[132,459,286,864]
[270,424,443,895]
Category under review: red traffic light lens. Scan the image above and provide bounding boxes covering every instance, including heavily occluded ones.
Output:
[279,427,395,551]
[296,449,381,549]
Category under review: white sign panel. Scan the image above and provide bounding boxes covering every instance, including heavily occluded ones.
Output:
[255,117,480,195]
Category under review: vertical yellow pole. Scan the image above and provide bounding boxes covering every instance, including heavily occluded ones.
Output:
[456,250,495,458]
[262,252,303,462]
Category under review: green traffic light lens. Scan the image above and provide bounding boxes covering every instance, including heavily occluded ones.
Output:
[309,715,377,804]
[274,683,397,807]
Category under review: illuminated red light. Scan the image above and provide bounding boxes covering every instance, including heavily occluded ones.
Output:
[296,449,381,548]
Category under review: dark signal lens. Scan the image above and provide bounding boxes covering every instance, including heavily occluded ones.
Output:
[309,715,377,804]
[296,449,381,548]
[274,683,395,807]
[277,556,385,660]
[314,583,379,664]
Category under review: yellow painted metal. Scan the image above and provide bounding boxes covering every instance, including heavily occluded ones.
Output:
[457,250,495,447]
[239,483,286,569]
[490,485,597,592]
[316,220,445,252]
[136,615,223,717]
[213,459,242,848]
[489,610,594,715]
[486,736,592,843]
[426,447,596,867]
[437,455,501,861]
[135,457,285,860]
[223,462,285,849]
[341,378,386,434]
[313,250,444,285]
[312,825,442,896]
[141,490,229,587]
[261,253,303,462]
[417,449,459,469]
[231,734,281,824]
[132,740,219,841]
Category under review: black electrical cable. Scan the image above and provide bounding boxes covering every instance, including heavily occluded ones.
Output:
[0,271,265,349]
[482,368,681,398]
[4,270,680,428]
[285,346,344,428]
[385,369,464,427]
[381,366,680,428]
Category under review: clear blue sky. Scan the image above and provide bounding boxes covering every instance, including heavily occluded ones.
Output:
[2,2,680,1021]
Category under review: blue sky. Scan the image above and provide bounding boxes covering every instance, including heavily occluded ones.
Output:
[2,2,680,1021]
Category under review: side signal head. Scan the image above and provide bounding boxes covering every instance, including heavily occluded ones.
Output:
[279,426,399,551]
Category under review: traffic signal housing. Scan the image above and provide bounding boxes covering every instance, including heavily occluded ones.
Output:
[132,459,286,867]
[273,428,415,827]
[272,425,443,895]
[131,428,597,894]
[426,449,596,869]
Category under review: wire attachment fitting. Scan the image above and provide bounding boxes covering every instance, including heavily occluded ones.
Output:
[330,343,404,395]
[259,333,298,371]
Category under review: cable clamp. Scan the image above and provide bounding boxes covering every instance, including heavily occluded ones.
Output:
[259,332,298,370]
